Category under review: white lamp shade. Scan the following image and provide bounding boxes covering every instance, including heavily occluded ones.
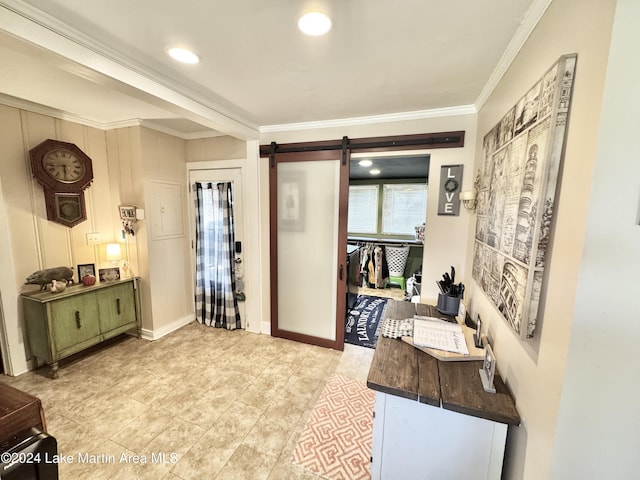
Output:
[459,191,475,201]
[106,243,122,261]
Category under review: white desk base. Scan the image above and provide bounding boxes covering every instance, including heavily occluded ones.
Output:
[371,392,508,480]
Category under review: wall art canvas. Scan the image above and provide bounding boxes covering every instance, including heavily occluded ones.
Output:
[472,54,576,338]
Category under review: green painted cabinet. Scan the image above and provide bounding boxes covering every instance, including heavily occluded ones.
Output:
[97,282,137,335]
[50,292,100,355]
[22,277,141,378]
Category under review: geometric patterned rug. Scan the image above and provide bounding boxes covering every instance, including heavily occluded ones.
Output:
[292,374,376,480]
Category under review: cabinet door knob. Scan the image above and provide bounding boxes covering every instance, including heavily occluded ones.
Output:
[75,311,81,328]
[116,298,121,315]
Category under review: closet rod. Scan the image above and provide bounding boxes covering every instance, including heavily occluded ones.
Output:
[350,240,419,248]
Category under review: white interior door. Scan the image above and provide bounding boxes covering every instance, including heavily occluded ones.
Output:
[189,168,245,328]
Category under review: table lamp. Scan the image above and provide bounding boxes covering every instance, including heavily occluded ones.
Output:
[106,243,122,266]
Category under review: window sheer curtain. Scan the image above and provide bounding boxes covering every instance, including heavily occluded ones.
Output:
[194,181,241,330]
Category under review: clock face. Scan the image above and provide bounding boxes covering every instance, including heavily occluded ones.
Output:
[43,149,86,183]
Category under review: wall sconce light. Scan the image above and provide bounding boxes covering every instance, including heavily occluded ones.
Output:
[459,191,477,212]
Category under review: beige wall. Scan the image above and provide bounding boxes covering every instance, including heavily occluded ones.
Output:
[551,1,640,477]
[0,106,136,373]
[467,0,616,478]
[106,126,193,338]
[138,128,193,336]
[187,135,247,161]
[0,108,196,371]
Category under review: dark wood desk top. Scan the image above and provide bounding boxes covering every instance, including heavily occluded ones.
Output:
[367,300,521,426]
[0,382,46,444]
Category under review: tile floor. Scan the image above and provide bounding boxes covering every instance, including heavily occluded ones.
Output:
[357,286,406,301]
[1,322,375,479]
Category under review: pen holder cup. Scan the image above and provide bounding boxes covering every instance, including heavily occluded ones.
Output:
[437,294,461,316]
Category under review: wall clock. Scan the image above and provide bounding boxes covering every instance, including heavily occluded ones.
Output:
[29,139,94,227]
[29,139,93,192]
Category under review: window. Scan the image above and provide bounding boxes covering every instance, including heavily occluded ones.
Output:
[348,182,427,238]
[382,184,427,235]
[348,185,379,234]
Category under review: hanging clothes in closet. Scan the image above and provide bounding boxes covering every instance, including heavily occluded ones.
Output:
[359,243,390,288]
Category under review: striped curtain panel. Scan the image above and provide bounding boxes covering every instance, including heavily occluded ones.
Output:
[194,182,241,330]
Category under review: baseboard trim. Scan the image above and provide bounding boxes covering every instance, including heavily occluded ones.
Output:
[11,361,33,377]
[261,320,271,336]
[141,315,195,341]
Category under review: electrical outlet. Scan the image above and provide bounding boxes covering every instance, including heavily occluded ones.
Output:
[86,232,100,245]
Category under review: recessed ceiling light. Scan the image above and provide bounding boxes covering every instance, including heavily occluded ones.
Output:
[359,160,373,167]
[370,169,381,175]
[167,47,200,64]
[298,12,332,36]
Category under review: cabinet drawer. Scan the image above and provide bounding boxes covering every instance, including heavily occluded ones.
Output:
[97,282,136,333]
[50,295,100,352]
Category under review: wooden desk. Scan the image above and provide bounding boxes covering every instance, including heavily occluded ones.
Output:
[367,300,520,480]
[0,382,46,446]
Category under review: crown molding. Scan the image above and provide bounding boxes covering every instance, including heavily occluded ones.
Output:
[0,92,112,129]
[256,0,552,137]
[139,120,224,140]
[475,0,553,110]
[1,0,551,140]
[260,105,477,134]
[0,93,223,139]
[0,0,259,139]
[3,86,475,139]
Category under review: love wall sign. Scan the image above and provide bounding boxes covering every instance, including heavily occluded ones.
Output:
[437,164,463,216]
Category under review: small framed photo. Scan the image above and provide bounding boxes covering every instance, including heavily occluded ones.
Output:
[474,314,483,348]
[98,267,120,282]
[77,263,95,282]
[457,301,466,324]
[479,343,497,394]
[119,205,136,220]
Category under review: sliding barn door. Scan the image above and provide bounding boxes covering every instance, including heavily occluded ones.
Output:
[270,150,348,350]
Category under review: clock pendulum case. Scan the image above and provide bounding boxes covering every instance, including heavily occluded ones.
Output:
[29,139,94,228]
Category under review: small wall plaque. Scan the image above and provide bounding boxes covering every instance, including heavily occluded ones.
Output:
[437,164,463,216]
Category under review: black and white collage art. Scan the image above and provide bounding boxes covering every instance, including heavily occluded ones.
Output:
[472,54,576,339]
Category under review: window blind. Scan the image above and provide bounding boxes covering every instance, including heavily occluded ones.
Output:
[382,184,427,235]
[348,185,379,233]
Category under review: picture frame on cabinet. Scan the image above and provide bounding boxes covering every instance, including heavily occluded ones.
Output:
[479,344,497,394]
[77,263,95,282]
[98,267,120,282]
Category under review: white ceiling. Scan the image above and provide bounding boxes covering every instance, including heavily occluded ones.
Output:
[0,0,546,139]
